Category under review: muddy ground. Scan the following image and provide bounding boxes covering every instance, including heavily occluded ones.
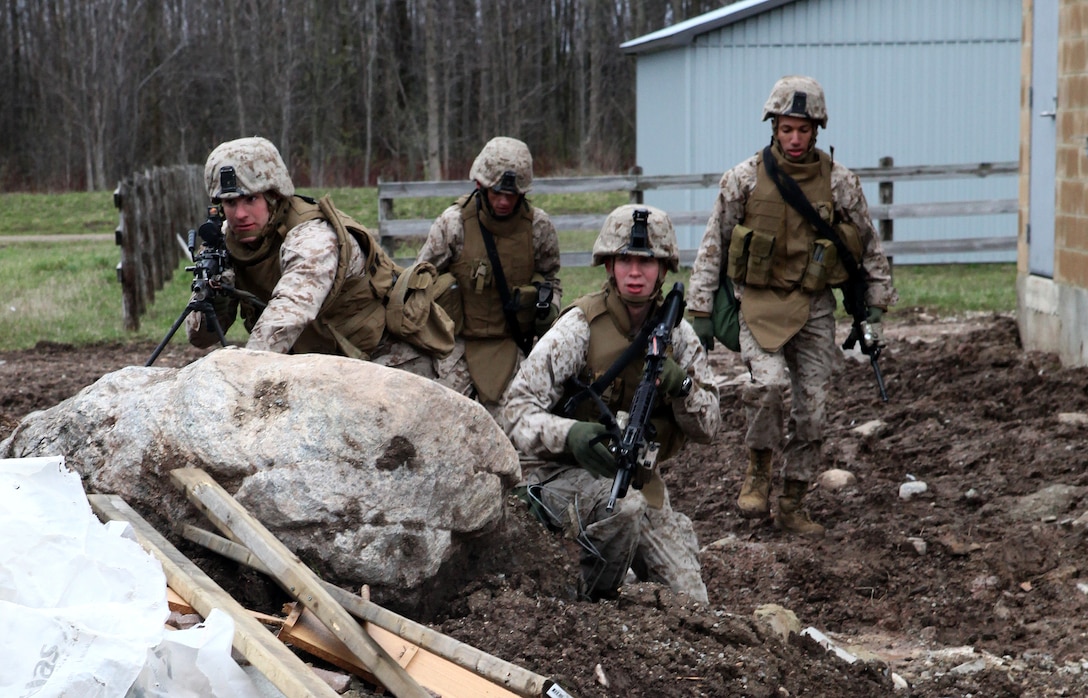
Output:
[3,310,1088,697]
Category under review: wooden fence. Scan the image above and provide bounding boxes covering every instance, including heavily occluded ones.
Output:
[114,164,205,331]
[377,159,1019,265]
[113,159,1017,332]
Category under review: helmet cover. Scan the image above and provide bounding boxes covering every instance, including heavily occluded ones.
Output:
[592,204,679,272]
[762,75,828,128]
[469,137,533,194]
[204,136,295,200]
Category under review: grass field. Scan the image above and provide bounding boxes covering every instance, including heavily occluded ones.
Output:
[0,190,1018,352]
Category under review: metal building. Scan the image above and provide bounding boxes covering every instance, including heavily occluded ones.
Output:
[621,0,1021,263]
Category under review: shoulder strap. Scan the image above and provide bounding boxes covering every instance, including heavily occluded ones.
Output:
[560,298,666,417]
[474,191,533,355]
[761,146,867,317]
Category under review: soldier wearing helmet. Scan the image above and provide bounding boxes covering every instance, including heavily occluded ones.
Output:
[688,76,898,537]
[186,136,452,374]
[502,205,720,603]
[416,136,562,414]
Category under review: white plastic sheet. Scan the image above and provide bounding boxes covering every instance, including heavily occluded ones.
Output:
[128,609,263,698]
[0,456,264,698]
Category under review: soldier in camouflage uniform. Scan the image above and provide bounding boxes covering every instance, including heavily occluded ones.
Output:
[416,137,562,413]
[502,205,719,603]
[187,136,448,375]
[688,76,898,537]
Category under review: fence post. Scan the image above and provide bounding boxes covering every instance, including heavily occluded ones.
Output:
[377,176,396,255]
[878,156,894,271]
[628,165,643,204]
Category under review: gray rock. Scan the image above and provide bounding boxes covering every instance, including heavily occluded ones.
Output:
[0,348,519,591]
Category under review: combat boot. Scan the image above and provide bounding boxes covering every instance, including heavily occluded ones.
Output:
[775,479,825,538]
[736,448,773,518]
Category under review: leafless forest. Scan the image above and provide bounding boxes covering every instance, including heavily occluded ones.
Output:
[0,0,723,192]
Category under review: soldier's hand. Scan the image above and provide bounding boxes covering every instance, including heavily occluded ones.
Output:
[535,303,560,338]
[566,421,616,478]
[864,306,886,348]
[658,357,689,398]
[692,316,715,351]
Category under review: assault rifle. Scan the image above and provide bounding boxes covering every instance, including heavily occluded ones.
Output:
[576,283,686,512]
[145,205,264,366]
[840,280,888,402]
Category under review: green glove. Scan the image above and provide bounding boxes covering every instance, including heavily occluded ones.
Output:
[692,316,714,351]
[566,422,617,478]
[865,306,886,348]
[535,303,560,338]
[658,357,689,398]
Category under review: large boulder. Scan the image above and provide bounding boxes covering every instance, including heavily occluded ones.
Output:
[0,348,519,594]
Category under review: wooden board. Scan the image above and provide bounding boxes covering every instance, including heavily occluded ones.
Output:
[169,467,430,698]
[87,494,340,698]
[276,603,521,698]
[180,523,559,697]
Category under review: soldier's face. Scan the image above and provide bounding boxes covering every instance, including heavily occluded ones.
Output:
[486,189,520,217]
[775,115,815,160]
[608,255,662,302]
[222,194,271,245]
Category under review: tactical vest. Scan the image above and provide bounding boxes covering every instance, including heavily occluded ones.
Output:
[740,147,835,291]
[450,192,536,339]
[228,195,397,357]
[562,288,684,466]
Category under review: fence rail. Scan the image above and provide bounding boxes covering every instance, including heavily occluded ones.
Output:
[377,160,1019,257]
[110,160,1018,334]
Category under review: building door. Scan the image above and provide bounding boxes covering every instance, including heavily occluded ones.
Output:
[1028,0,1058,277]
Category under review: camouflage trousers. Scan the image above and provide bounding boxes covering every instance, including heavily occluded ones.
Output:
[525,464,708,603]
[739,292,839,482]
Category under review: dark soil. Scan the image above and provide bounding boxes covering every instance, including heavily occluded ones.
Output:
[3,311,1087,697]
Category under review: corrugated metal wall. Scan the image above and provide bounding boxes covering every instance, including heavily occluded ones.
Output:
[635,0,1021,262]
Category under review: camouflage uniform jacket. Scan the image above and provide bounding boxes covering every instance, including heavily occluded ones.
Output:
[689,149,899,315]
[186,217,364,353]
[501,293,720,464]
[417,198,563,309]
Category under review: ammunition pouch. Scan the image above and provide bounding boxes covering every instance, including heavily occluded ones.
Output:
[801,238,838,292]
[727,225,775,287]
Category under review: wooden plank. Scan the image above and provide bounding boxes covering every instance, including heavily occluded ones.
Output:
[181,524,562,698]
[169,468,431,698]
[283,599,534,698]
[87,495,340,698]
[166,587,195,614]
[379,201,1018,241]
[869,198,1019,219]
[278,605,520,698]
[882,235,1017,255]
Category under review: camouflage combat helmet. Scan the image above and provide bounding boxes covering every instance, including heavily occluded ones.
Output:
[592,204,679,272]
[469,136,533,194]
[762,75,828,128]
[204,136,295,201]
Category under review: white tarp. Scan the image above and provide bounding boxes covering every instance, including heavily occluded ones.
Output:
[0,456,263,698]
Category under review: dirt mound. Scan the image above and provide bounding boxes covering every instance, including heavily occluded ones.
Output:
[3,312,1087,696]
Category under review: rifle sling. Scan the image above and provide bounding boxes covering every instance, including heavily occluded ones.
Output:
[560,302,659,417]
[475,191,533,355]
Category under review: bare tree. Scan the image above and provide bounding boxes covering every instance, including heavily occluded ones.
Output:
[0,0,720,190]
